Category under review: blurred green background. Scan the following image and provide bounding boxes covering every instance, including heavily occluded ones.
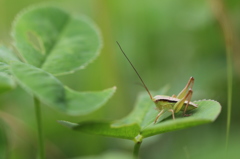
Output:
[0,0,239,159]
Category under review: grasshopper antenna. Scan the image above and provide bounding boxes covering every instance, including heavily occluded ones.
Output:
[116,41,153,100]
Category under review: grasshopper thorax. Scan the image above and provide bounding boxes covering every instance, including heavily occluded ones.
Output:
[152,95,198,111]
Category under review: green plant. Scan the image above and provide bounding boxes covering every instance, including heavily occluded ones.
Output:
[0,6,116,159]
[0,3,224,159]
[60,87,221,158]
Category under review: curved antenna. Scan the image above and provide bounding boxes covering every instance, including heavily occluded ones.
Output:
[116,41,153,100]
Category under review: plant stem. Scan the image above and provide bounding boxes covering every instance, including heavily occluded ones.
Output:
[34,97,45,159]
[226,46,233,151]
[210,0,234,154]
[133,141,142,159]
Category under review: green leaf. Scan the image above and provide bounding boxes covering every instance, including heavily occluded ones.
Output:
[12,6,102,76]
[141,100,221,138]
[59,121,140,140]
[10,62,116,115]
[64,86,116,115]
[59,89,221,140]
[111,87,169,127]
[0,62,10,74]
[0,46,19,64]
[0,46,18,93]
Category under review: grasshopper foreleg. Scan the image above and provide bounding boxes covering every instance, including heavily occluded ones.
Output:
[154,109,164,124]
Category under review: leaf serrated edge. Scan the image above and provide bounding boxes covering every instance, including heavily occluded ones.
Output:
[193,99,221,105]
[193,99,222,121]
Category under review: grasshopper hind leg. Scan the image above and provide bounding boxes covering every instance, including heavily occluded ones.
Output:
[173,89,193,117]
[183,89,193,117]
[177,77,194,99]
[176,77,194,117]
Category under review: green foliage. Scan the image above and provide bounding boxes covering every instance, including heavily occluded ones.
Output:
[0,46,18,93]
[0,2,228,159]
[60,121,140,140]
[0,46,19,64]
[141,100,221,138]
[11,62,116,115]
[0,6,116,159]
[12,6,101,76]
[59,88,221,140]
[0,6,115,115]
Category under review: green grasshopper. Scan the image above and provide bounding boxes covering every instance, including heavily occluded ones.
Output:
[116,42,198,123]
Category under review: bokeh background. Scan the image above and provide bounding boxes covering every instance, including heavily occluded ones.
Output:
[0,0,240,159]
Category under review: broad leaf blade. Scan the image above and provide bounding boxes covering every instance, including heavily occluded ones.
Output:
[60,88,221,140]
[111,93,152,127]
[0,46,19,64]
[140,103,171,129]
[0,46,19,74]
[11,62,66,110]
[10,62,116,115]
[59,120,140,140]
[141,100,221,138]
[65,86,116,115]
[0,63,10,74]
[111,87,168,127]
[12,6,101,75]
